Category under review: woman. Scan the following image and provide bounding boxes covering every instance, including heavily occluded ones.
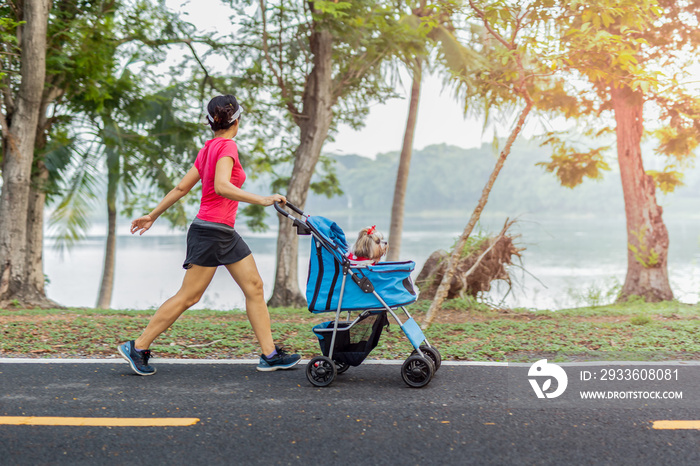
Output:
[118,94,300,375]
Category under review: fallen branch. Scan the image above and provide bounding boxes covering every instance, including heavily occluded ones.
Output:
[455,218,516,297]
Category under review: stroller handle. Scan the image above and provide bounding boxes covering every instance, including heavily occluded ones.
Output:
[274,201,312,235]
[274,201,305,219]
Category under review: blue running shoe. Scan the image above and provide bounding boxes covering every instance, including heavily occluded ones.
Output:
[256,346,301,372]
[118,340,156,376]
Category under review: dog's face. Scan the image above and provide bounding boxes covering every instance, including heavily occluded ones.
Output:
[353,226,388,262]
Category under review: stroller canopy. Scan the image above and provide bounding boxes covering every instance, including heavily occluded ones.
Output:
[307,216,348,258]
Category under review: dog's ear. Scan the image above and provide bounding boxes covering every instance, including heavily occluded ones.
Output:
[371,241,386,262]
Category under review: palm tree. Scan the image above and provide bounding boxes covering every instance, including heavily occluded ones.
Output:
[50,85,200,309]
[388,3,483,260]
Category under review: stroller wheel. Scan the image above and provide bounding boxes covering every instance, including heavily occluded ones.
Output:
[334,360,350,374]
[411,345,442,371]
[401,355,435,388]
[306,356,337,387]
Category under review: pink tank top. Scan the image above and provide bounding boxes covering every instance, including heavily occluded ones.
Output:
[194,138,246,227]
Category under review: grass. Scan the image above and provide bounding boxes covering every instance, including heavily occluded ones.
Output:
[1,300,699,362]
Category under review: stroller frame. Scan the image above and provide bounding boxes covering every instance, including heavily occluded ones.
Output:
[275,202,441,388]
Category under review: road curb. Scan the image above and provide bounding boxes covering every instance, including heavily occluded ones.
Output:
[2,358,700,366]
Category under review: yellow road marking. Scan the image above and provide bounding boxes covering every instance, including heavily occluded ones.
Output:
[652,420,700,430]
[0,416,199,427]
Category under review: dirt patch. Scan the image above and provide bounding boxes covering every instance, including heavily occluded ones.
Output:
[0,314,83,324]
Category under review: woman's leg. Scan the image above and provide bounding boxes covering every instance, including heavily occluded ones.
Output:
[224,255,275,355]
[134,265,217,350]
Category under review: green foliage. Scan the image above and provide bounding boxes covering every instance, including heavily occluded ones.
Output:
[457,232,488,258]
[443,295,493,313]
[646,169,684,194]
[40,2,205,248]
[313,0,353,19]
[628,226,659,268]
[566,278,622,308]
[540,0,700,193]
[0,0,209,252]
[448,0,563,123]
[225,0,427,204]
[537,133,611,188]
[310,155,344,199]
[646,90,700,180]
[630,315,651,326]
[240,204,268,232]
[561,1,660,86]
[0,16,20,84]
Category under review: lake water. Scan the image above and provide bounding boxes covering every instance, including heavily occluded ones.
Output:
[43,213,700,311]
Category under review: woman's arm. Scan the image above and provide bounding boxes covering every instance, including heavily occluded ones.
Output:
[214,157,286,206]
[130,166,201,235]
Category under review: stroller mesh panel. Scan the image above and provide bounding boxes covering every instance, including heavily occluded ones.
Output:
[313,312,389,366]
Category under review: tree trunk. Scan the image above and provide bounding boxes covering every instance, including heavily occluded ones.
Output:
[96,200,117,309]
[0,0,50,308]
[22,91,63,309]
[268,29,334,308]
[387,60,422,261]
[96,156,119,309]
[611,85,673,302]
[24,162,54,306]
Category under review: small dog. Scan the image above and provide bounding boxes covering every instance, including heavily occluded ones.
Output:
[347,225,388,265]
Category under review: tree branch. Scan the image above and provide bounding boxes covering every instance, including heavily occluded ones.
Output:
[180,39,213,102]
[510,9,529,46]
[468,0,514,50]
[0,110,19,156]
[333,41,394,99]
[1,71,16,112]
[259,0,301,122]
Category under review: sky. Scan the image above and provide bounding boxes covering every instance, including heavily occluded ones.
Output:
[325,73,486,158]
[166,0,491,159]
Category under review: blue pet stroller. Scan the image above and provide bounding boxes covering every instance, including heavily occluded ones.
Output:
[275,202,441,388]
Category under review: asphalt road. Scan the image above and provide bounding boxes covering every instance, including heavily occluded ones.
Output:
[1,359,700,465]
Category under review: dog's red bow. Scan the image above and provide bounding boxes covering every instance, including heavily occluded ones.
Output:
[367,225,376,235]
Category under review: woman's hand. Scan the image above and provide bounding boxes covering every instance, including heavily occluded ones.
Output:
[261,194,286,207]
[130,215,155,235]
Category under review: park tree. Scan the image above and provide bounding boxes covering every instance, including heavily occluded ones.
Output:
[51,83,201,309]
[537,0,700,302]
[387,0,482,261]
[0,0,205,308]
[387,12,426,262]
[228,0,424,306]
[48,3,206,310]
[0,0,51,307]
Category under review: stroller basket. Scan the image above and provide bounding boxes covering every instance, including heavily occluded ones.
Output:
[312,312,389,366]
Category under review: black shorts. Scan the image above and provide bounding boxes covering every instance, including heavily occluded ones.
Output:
[183,219,252,269]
